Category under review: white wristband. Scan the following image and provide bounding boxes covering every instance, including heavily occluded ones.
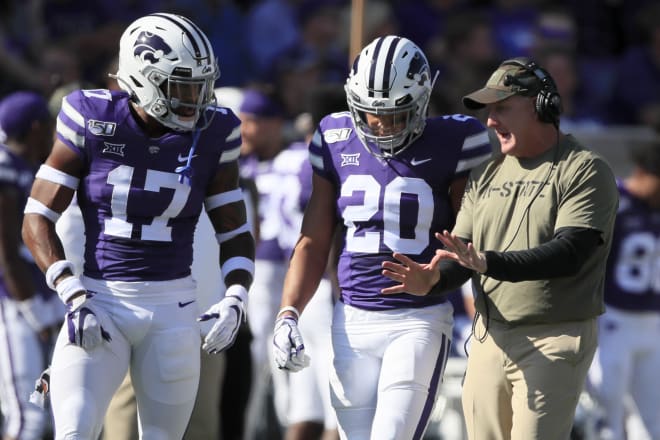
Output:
[225,284,248,304]
[55,276,86,305]
[45,260,75,290]
[276,306,300,320]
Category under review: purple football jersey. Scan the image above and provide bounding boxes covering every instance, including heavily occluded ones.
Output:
[0,145,52,299]
[56,89,241,281]
[310,112,491,310]
[275,141,312,259]
[240,142,311,262]
[604,180,660,311]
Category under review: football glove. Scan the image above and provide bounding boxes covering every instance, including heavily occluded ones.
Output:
[62,278,111,350]
[272,314,310,372]
[29,366,51,409]
[198,285,247,354]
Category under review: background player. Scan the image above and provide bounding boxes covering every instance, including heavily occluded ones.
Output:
[21,13,254,439]
[0,91,63,440]
[589,141,660,440]
[275,84,348,440]
[272,35,492,439]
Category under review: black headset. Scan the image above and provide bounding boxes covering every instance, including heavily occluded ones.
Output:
[500,57,563,125]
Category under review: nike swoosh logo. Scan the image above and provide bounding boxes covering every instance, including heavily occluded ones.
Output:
[410,157,432,166]
[177,153,199,163]
[178,300,195,308]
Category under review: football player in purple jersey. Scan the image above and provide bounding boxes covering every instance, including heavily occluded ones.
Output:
[21,13,254,440]
[589,142,660,440]
[0,91,63,440]
[272,35,492,439]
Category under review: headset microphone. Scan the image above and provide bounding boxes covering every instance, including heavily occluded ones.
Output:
[502,74,516,87]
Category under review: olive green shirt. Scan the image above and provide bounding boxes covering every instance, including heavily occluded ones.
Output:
[453,135,618,324]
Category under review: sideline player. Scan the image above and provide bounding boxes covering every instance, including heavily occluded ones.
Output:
[21,13,254,439]
[589,141,660,440]
[272,35,492,439]
[0,91,63,440]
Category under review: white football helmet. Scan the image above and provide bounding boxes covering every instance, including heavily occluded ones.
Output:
[345,35,435,156]
[115,13,219,131]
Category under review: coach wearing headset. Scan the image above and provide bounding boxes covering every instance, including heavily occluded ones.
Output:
[381,58,619,439]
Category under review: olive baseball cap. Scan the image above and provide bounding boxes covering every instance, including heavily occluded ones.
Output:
[462,63,530,110]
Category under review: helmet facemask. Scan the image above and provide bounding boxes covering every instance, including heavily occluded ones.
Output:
[346,87,429,157]
[151,65,219,131]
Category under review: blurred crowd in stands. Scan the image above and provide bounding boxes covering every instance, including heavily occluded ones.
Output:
[1,0,659,138]
[1,2,659,439]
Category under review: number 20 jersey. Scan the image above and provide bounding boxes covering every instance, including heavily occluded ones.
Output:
[604,180,660,311]
[310,111,491,310]
[55,89,241,282]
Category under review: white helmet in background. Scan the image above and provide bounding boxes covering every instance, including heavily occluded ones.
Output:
[345,35,435,156]
[115,13,219,131]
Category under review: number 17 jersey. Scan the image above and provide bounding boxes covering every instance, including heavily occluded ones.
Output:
[55,89,241,282]
[310,112,491,310]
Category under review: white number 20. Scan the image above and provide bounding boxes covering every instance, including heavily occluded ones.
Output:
[342,175,433,254]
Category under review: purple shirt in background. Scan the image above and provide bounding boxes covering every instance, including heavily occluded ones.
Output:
[604,180,660,312]
[0,145,52,299]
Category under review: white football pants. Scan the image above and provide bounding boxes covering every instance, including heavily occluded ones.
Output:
[49,276,200,440]
[330,301,453,440]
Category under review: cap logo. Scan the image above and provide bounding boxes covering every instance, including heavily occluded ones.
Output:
[134,31,174,64]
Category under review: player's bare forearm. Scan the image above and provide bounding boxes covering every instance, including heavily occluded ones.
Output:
[22,212,68,273]
[281,235,329,314]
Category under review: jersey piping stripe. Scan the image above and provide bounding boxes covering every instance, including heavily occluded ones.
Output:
[150,13,208,63]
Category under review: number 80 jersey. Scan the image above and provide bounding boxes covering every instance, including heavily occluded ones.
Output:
[310,111,491,310]
[55,89,241,282]
[604,180,660,311]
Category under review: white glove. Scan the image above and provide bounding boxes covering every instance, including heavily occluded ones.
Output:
[61,277,111,350]
[198,285,247,354]
[272,314,310,372]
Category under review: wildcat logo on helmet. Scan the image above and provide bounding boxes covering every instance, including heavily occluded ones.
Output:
[407,52,430,86]
[133,31,174,64]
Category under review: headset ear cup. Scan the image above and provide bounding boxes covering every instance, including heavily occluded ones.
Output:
[548,91,562,121]
[536,90,562,123]
[535,93,546,121]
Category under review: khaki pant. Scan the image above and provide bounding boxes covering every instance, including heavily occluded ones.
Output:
[103,350,225,440]
[462,316,597,440]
